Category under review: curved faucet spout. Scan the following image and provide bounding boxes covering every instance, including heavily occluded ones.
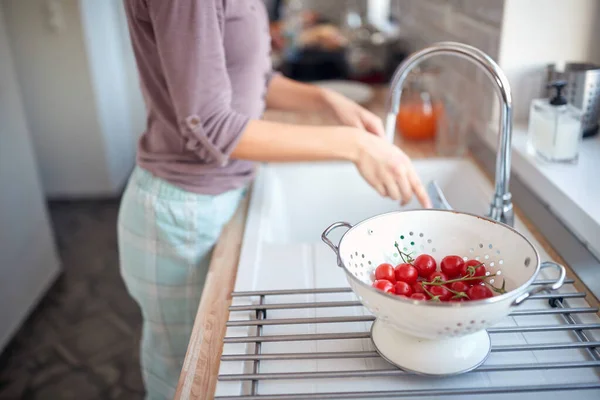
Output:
[385,42,514,226]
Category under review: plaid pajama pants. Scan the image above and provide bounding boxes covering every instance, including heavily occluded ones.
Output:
[117,166,245,400]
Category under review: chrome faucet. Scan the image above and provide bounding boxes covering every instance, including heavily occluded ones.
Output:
[385,41,514,227]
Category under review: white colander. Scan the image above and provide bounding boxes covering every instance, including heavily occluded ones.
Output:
[322,209,566,375]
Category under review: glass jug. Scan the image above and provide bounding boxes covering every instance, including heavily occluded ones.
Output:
[396,67,444,141]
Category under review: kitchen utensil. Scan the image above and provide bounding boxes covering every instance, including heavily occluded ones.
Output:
[321,210,566,375]
[545,62,600,138]
[426,180,452,210]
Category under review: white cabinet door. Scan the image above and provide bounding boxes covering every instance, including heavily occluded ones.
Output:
[0,5,61,351]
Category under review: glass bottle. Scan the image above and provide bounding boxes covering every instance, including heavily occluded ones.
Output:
[528,81,583,163]
[396,67,444,141]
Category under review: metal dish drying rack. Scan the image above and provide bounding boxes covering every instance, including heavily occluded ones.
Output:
[215,282,600,399]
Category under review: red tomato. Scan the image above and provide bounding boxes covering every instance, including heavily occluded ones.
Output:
[440,255,465,279]
[413,254,436,278]
[375,263,396,283]
[394,281,414,297]
[412,282,426,294]
[428,285,452,301]
[449,281,470,294]
[467,284,494,300]
[410,293,428,301]
[460,260,487,284]
[394,263,419,284]
[372,279,394,293]
[427,271,448,283]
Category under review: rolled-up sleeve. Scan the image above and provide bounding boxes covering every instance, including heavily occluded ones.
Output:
[148,0,249,166]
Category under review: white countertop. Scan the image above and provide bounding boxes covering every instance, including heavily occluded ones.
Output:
[478,124,600,259]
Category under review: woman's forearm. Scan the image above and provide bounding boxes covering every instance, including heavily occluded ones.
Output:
[265,74,328,113]
[230,119,359,162]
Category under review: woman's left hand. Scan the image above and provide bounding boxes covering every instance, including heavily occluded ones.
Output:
[322,89,385,137]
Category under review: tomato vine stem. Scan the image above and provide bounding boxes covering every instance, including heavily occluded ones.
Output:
[393,242,415,265]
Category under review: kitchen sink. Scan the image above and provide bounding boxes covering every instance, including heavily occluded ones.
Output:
[218,159,600,399]
[235,159,555,292]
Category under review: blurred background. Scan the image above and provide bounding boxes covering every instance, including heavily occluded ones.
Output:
[1,0,599,399]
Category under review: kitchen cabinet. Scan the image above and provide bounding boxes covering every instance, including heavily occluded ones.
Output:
[0,5,61,351]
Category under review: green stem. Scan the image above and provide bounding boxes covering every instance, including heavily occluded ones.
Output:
[445,286,469,299]
[394,242,415,265]
[420,283,440,302]
[422,273,499,286]
[485,278,507,294]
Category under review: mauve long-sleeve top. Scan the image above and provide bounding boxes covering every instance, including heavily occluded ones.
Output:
[123,0,275,194]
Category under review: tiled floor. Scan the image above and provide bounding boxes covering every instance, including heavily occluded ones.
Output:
[0,200,145,400]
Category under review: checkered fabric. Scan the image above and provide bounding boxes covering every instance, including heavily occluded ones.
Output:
[117,166,244,400]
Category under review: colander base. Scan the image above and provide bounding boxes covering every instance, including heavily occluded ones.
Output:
[371,319,491,376]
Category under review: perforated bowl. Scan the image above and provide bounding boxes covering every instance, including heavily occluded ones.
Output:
[321,209,566,340]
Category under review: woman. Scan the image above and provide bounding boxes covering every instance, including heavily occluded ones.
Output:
[119,1,431,399]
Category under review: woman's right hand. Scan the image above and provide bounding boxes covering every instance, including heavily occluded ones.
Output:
[353,132,432,208]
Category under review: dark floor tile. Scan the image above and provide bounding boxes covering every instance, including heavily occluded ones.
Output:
[0,344,79,400]
[0,376,27,400]
[0,199,145,398]
[30,370,104,400]
[108,387,145,400]
[5,305,61,357]
[91,341,144,396]
[44,276,111,327]
[61,314,134,365]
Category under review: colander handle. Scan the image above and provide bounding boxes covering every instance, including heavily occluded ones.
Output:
[321,222,353,267]
[512,261,566,306]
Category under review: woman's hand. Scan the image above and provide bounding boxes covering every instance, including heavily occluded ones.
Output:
[353,132,432,208]
[322,88,386,137]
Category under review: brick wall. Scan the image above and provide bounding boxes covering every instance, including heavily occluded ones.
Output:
[391,0,505,135]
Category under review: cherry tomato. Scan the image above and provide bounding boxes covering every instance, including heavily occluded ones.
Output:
[372,279,395,294]
[394,281,414,297]
[410,293,428,301]
[467,284,494,300]
[427,271,448,283]
[428,285,452,301]
[413,254,436,278]
[449,281,470,294]
[375,263,396,283]
[460,260,487,284]
[440,255,465,279]
[394,263,419,284]
[412,282,426,294]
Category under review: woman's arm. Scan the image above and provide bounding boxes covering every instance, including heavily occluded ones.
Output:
[266,74,385,137]
[265,74,330,113]
[231,120,431,207]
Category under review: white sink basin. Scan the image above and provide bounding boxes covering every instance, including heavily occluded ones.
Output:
[235,159,553,291]
[219,159,600,399]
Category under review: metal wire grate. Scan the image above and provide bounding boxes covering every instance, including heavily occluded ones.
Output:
[216,280,600,399]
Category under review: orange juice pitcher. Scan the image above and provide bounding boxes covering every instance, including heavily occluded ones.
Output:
[396,67,443,141]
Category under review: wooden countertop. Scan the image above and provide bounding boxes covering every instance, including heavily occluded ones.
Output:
[174,86,599,400]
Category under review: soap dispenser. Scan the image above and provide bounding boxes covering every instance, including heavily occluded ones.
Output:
[528,80,583,163]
